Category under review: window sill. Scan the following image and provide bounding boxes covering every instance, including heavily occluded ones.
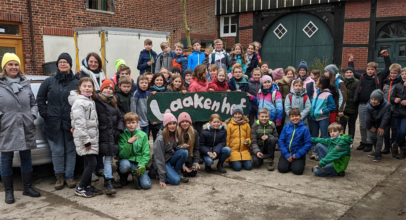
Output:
[86,8,114,15]
[220,33,237,37]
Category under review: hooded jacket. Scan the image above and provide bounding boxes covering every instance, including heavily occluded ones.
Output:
[250,84,283,124]
[130,88,150,127]
[245,52,259,78]
[199,122,227,157]
[291,75,316,102]
[118,129,150,168]
[390,82,406,118]
[153,130,181,183]
[172,53,188,75]
[203,49,236,70]
[251,120,278,154]
[228,76,250,92]
[278,120,312,160]
[208,77,229,92]
[137,49,157,74]
[155,51,175,73]
[225,117,251,162]
[343,76,359,115]
[187,51,205,70]
[188,78,209,92]
[310,89,336,121]
[275,76,292,105]
[284,89,311,127]
[365,100,391,130]
[68,91,99,156]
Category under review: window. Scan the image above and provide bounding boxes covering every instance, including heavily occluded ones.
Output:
[86,0,114,12]
[378,22,406,39]
[220,15,237,37]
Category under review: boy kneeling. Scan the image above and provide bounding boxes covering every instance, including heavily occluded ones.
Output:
[312,123,352,177]
[118,112,151,190]
[278,108,312,175]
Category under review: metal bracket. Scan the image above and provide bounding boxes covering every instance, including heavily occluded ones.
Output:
[138,33,141,39]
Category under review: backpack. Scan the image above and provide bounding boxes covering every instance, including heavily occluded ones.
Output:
[211,52,228,65]
[288,93,308,108]
[258,89,277,105]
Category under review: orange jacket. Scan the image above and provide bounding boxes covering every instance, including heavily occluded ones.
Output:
[226,118,252,162]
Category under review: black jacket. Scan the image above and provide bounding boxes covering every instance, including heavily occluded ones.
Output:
[365,100,391,130]
[199,123,227,157]
[95,94,124,156]
[343,77,359,115]
[390,82,406,118]
[37,70,79,142]
[114,87,131,116]
[246,52,259,78]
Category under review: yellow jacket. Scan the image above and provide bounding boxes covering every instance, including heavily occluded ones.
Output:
[226,118,252,162]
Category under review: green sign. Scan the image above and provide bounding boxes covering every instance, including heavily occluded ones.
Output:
[147,92,249,123]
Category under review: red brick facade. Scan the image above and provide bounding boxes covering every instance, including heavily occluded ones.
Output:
[377,0,406,17]
[239,29,253,48]
[239,12,253,27]
[343,22,370,44]
[345,0,371,19]
[341,47,369,70]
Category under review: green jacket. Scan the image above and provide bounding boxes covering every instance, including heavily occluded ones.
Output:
[312,134,353,173]
[343,77,359,115]
[118,129,150,168]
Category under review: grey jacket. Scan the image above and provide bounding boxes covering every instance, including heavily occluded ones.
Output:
[153,130,181,183]
[0,76,38,152]
[250,120,278,154]
[203,49,236,70]
[284,89,311,127]
[68,91,99,156]
[155,52,173,73]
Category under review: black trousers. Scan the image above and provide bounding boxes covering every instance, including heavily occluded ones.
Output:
[277,156,306,175]
[151,127,160,142]
[182,156,197,177]
[79,154,97,188]
[251,138,277,166]
[340,113,358,139]
[384,115,397,147]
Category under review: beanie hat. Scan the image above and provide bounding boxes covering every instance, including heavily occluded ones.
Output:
[172,66,181,73]
[325,64,339,76]
[163,113,177,127]
[178,112,192,125]
[260,75,273,85]
[56,53,72,68]
[1,53,21,69]
[344,66,355,75]
[370,89,384,102]
[115,59,126,71]
[231,105,244,116]
[298,61,308,72]
[183,68,193,76]
[100,79,115,93]
[272,68,284,81]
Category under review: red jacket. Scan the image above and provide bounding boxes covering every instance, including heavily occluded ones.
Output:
[188,78,209,92]
[208,77,229,92]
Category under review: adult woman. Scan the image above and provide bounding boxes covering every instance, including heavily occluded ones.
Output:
[37,53,79,190]
[0,53,41,204]
[74,52,106,91]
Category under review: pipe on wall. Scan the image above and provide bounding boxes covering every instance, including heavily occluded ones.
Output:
[27,0,36,72]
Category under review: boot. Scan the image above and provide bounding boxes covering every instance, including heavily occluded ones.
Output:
[396,148,406,159]
[2,175,14,204]
[118,171,129,186]
[216,161,227,173]
[363,144,373,152]
[55,173,65,190]
[104,178,116,195]
[267,159,275,171]
[381,145,391,154]
[131,171,142,190]
[356,142,366,150]
[176,171,189,183]
[392,144,399,158]
[21,172,41,197]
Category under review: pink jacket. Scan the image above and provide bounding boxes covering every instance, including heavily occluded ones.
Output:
[188,78,209,92]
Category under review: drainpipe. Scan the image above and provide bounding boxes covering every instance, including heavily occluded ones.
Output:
[27,0,37,73]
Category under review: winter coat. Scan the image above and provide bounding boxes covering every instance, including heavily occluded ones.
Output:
[153,130,181,183]
[391,83,406,118]
[248,78,261,115]
[137,49,157,74]
[279,120,312,159]
[365,100,391,130]
[203,49,236,70]
[188,78,209,92]
[95,93,124,156]
[250,84,283,124]
[275,76,292,105]
[199,122,228,157]
[187,51,205,70]
[310,89,336,121]
[291,75,316,102]
[312,134,352,173]
[225,118,251,162]
[0,76,38,152]
[130,88,150,127]
[172,54,188,75]
[251,120,278,154]
[208,77,229,92]
[110,73,137,94]
[118,129,150,168]
[155,51,175,73]
[228,77,250,92]
[343,77,359,115]
[245,52,259,78]
[347,61,362,80]
[383,75,403,109]
[74,64,106,91]
[330,74,347,113]
[177,129,200,164]
[115,87,131,115]
[227,54,246,74]
[68,91,99,156]
[284,89,311,127]
[37,70,79,142]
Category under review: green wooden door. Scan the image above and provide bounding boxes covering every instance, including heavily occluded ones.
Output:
[262,13,334,70]
[374,40,406,71]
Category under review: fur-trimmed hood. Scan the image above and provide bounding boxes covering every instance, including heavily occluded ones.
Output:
[202,122,228,130]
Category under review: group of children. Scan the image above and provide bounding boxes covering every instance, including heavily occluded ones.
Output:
[67,37,406,198]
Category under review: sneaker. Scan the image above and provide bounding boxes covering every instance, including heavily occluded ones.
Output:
[363,144,373,152]
[205,165,213,172]
[310,155,317,160]
[356,143,366,150]
[396,149,405,159]
[267,159,275,171]
[338,171,345,177]
[314,156,319,161]
[176,171,189,183]
[368,152,375,158]
[373,154,381,162]
[87,186,103,196]
[91,173,99,182]
[65,179,76,188]
[75,187,93,198]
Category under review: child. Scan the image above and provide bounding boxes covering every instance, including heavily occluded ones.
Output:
[172,66,181,75]
[245,43,259,78]
[260,62,272,77]
[95,79,124,195]
[200,114,230,173]
[390,68,406,159]
[183,69,193,91]
[226,105,252,171]
[130,75,151,136]
[208,64,218,83]
[284,80,311,127]
[291,61,317,102]
[115,76,132,115]
[272,68,286,103]
[137,39,157,75]
[187,39,205,70]
[177,112,200,177]
[69,77,102,197]
[149,73,169,141]
[144,71,154,84]
[153,113,189,187]
[172,42,188,75]
[355,50,391,152]
[208,68,230,92]
[312,123,352,177]
[251,108,278,171]
[111,65,137,93]
[227,43,247,75]
[365,90,391,162]
[253,41,262,63]
[188,64,209,92]
[155,42,175,73]
[159,67,172,84]
[248,68,262,124]
[118,112,151,190]
[228,63,250,92]
[167,75,187,94]
[278,108,312,175]
[324,64,347,124]
[310,69,321,82]
[203,39,236,70]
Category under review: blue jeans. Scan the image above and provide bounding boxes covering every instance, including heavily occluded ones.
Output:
[313,143,338,177]
[203,147,231,166]
[1,150,33,177]
[164,149,188,185]
[104,156,114,179]
[119,159,152,189]
[395,117,406,147]
[47,129,76,179]
[141,126,150,140]
[311,118,330,138]
[230,160,252,171]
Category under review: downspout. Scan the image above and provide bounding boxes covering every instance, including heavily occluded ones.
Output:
[27,0,36,73]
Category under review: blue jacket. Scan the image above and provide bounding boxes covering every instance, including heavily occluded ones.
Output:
[137,49,157,74]
[246,52,259,79]
[187,51,205,70]
[173,53,188,75]
[227,54,246,74]
[199,122,227,157]
[228,77,250,93]
[278,120,312,159]
[250,84,283,124]
[310,89,336,121]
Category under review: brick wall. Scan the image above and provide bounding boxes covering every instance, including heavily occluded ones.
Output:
[345,0,371,18]
[343,21,370,44]
[239,29,252,48]
[341,47,369,70]
[377,0,406,17]
[222,37,235,49]
[239,12,253,27]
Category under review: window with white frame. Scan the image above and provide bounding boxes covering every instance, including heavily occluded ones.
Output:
[220,15,237,37]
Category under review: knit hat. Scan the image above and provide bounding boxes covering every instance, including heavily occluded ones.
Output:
[183,68,193,76]
[272,68,284,81]
[298,61,308,72]
[178,112,192,125]
[370,89,384,102]
[115,59,126,71]
[260,75,273,85]
[231,105,244,116]
[172,66,181,73]
[1,53,21,69]
[163,113,177,127]
[325,64,339,75]
[100,79,115,93]
[56,53,72,68]
[344,66,355,74]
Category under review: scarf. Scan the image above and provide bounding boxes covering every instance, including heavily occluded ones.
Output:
[79,66,106,91]
[101,92,113,104]
[245,53,253,67]
[232,117,244,125]
[153,85,166,91]
[6,76,22,93]
[261,86,272,95]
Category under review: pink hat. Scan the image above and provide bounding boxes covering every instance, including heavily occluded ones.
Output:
[272,68,284,81]
[163,113,177,127]
[260,75,273,85]
[178,112,192,125]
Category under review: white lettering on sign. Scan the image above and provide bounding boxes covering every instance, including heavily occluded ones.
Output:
[170,98,183,112]
[150,100,171,121]
[183,96,193,107]
[193,93,204,109]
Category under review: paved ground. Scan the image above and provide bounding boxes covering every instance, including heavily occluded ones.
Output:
[1,127,406,220]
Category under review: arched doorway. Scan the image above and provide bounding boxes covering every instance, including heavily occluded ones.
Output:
[374,22,406,70]
[261,13,334,70]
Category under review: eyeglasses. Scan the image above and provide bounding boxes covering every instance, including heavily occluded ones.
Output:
[58,61,69,65]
